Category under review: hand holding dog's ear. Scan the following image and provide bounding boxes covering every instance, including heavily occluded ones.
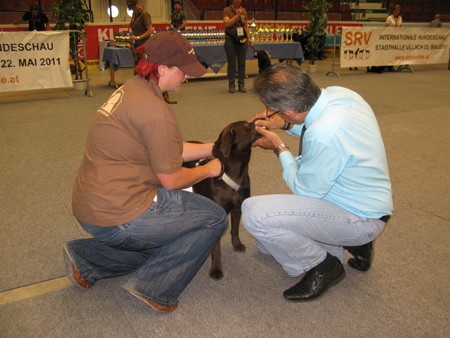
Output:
[253,114,285,130]
[253,127,283,150]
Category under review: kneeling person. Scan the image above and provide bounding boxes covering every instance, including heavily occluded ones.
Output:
[243,64,393,301]
[66,32,226,313]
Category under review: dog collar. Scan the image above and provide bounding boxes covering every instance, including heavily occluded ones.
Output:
[194,157,241,192]
[221,172,240,191]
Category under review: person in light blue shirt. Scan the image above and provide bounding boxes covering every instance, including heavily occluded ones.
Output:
[243,64,393,302]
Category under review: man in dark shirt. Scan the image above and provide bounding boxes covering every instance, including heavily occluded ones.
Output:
[171,1,187,31]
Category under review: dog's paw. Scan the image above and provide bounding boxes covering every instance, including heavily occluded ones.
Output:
[232,241,246,253]
[209,268,224,281]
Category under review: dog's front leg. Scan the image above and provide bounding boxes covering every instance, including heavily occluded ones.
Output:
[209,241,223,280]
[230,207,245,252]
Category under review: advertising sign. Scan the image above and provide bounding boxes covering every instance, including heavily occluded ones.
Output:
[0,31,72,92]
[341,27,450,67]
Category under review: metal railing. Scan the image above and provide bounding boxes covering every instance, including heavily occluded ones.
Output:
[68,29,92,97]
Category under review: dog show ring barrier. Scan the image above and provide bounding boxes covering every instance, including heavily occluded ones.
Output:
[68,30,93,97]
[327,27,343,78]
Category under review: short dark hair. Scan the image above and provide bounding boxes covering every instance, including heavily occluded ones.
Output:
[254,64,321,113]
[174,1,182,5]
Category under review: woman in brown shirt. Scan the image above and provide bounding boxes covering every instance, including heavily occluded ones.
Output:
[223,0,251,93]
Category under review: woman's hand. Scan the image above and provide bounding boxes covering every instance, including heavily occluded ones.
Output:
[204,158,224,178]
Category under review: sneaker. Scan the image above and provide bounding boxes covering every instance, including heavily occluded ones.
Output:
[127,289,179,313]
[238,85,246,93]
[63,246,91,289]
[229,86,235,93]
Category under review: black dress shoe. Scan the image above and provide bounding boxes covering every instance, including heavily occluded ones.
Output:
[283,255,345,301]
[344,241,373,271]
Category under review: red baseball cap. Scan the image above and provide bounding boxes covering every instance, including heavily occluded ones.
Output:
[143,31,206,77]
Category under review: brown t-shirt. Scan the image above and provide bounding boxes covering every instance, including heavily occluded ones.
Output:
[72,77,183,226]
[223,5,248,38]
[130,8,152,46]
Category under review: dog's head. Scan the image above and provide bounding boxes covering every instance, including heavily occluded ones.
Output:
[213,121,262,159]
[253,49,270,60]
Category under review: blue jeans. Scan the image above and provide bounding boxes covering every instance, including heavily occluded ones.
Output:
[224,35,248,87]
[242,194,385,277]
[66,188,227,307]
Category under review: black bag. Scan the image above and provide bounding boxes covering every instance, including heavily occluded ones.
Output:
[226,25,247,44]
[228,32,246,44]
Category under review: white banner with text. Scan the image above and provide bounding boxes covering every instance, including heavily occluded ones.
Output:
[340,27,450,68]
[0,31,72,92]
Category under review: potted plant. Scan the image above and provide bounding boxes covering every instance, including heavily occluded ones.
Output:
[52,0,91,80]
[302,0,330,72]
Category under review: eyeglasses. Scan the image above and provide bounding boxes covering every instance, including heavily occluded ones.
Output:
[265,111,280,119]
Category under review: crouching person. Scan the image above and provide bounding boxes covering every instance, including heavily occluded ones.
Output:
[65,31,227,313]
[243,64,393,301]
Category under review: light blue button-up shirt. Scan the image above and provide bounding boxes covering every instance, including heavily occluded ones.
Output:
[279,86,393,218]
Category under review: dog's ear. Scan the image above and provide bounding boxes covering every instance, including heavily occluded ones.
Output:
[217,128,235,158]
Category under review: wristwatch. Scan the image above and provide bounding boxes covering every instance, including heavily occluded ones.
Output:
[274,143,290,157]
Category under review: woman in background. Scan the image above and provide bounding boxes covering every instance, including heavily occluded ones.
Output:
[385,4,402,27]
[127,0,154,49]
[22,4,49,31]
[223,0,251,93]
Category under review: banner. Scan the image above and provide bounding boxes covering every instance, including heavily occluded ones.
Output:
[0,31,72,92]
[341,27,450,68]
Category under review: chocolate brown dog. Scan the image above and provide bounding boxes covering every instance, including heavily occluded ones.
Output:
[184,121,262,280]
[253,49,272,73]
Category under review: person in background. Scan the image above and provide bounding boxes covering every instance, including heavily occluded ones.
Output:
[385,4,402,27]
[382,4,402,72]
[171,0,187,31]
[243,64,393,302]
[22,4,50,31]
[65,31,226,313]
[127,0,154,51]
[223,0,251,93]
[127,0,176,103]
[429,14,442,28]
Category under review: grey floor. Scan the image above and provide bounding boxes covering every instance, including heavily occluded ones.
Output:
[0,59,449,337]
